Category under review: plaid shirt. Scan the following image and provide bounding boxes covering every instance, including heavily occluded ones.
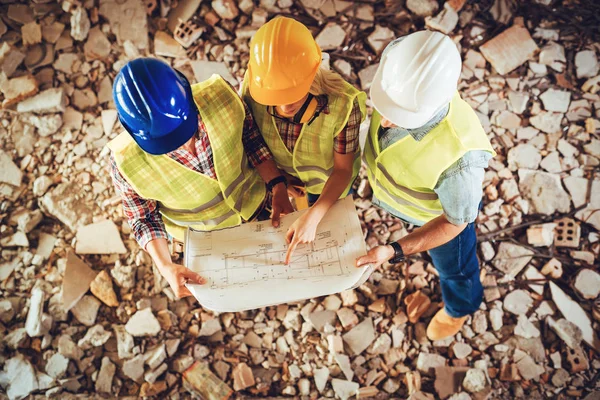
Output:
[271,96,362,154]
[109,101,272,249]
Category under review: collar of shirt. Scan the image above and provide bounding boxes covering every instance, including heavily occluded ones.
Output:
[268,94,330,123]
[379,103,450,142]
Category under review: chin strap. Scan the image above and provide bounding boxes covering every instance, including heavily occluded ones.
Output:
[275,94,318,124]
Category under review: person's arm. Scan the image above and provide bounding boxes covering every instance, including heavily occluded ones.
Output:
[285,100,361,264]
[240,98,294,227]
[108,155,204,297]
[356,215,466,268]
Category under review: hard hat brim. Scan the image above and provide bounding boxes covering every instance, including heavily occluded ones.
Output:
[247,67,315,106]
[129,110,198,156]
[370,66,437,130]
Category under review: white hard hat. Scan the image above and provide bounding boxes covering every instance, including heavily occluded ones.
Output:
[370,30,461,129]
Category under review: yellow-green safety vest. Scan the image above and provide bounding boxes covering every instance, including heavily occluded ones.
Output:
[363,92,496,225]
[242,75,367,195]
[106,75,266,241]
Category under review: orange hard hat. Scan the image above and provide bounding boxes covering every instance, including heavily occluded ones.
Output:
[247,17,322,106]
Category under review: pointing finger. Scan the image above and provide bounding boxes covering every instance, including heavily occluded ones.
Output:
[285,240,298,265]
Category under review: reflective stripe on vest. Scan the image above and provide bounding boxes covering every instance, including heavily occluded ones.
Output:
[242,73,367,195]
[364,92,495,224]
[106,75,266,241]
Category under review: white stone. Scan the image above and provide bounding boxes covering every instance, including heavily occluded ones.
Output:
[539,41,566,72]
[70,7,90,41]
[547,317,582,350]
[508,90,529,114]
[526,223,556,247]
[26,287,47,337]
[314,366,329,393]
[144,344,167,370]
[575,50,599,79]
[540,89,571,113]
[27,114,63,137]
[343,317,375,355]
[17,88,66,114]
[46,353,69,379]
[99,0,148,49]
[190,60,237,87]
[125,308,161,336]
[492,242,533,277]
[0,150,22,187]
[523,266,546,295]
[416,352,447,374]
[76,220,127,254]
[114,325,136,359]
[78,324,112,349]
[507,144,541,170]
[69,296,100,329]
[212,0,239,19]
[333,353,353,381]
[101,109,118,136]
[463,368,486,393]
[518,169,571,215]
[358,64,379,91]
[331,379,359,400]
[550,281,600,352]
[574,269,600,299]
[529,111,563,134]
[503,290,533,315]
[315,23,346,51]
[96,356,115,393]
[199,318,222,336]
[489,308,503,331]
[558,139,579,158]
[453,342,473,359]
[1,354,38,400]
[514,349,544,380]
[406,0,438,16]
[123,354,144,383]
[514,314,540,338]
[540,152,562,173]
[367,25,395,54]
[425,3,459,35]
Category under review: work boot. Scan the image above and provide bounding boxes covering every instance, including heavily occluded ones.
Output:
[426,309,468,341]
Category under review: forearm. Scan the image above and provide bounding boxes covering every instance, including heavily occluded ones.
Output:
[310,168,352,219]
[396,214,467,256]
[145,238,173,269]
[255,159,283,184]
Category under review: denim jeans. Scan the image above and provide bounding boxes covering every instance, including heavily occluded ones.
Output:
[428,221,483,318]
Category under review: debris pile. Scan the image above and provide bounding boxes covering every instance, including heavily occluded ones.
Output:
[0,0,599,399]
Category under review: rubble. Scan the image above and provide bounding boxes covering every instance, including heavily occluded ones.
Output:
[574,269,600,299]
[25,286,50,337]
[503,290,533,315]
[518,169,571,215]
[332,379,359,400]
[575,50,599,79]
[462,368,486,393]
[480,25,538,75]
[343,317,375,355]
[99,0,149,49]
[76,220,127,254]
[0,354,38,400]
[96,356,116,393]
[16,87,66,114]
[125,308,161,336]
[71,295,101,326]
[315,23,346,51]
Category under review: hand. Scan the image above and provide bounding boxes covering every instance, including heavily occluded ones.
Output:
[287,185,305,198]
[158,262,205,298]
[285,211,321,264]
[271,183,295,228]
[355,245,394,269]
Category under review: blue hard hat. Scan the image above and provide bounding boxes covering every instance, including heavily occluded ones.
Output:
[113,58,198,155]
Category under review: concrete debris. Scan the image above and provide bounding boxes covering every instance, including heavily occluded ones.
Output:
[62,251,98,311]
[126,308,161,336]
[574,269,600,299]
[76,220,127,254]
[539,41,566,72]
[462,368,486,393]
[526,223,556,247]
[514,314,540,339]
[518,169,571,215]
[22,22,42,47]
[406,0,438,17]
[199,318,222,336]
[99,0,149,49]
[332,379,359,400]
[70,7,91,41]
[514,349,544,380]
[90,270,119,306]
[425,3,459,35]
[529,111,563,134]
[0,151,23,187]
[114,325,136,359]
[367,25,395,55]
[507,144,541,170]
[232,362,255,391]
[0,354,38,400]
[84,27,111,60]
[78,324,112,350]
[548,317,582,350]
[45,353,69,379]
[417,352,447,374]
[123,354,145,383]
[154,31,186,58]
[480,25,538,75]
[503,289,533,315]
[212,0,240,20]
[575,50,599,79]
[190,60,237,87]
[315,23,346,51]
[334,352,353,380]
[16,87,66,114]
[550,282,600,352]
[25,286,50,337]
[358,64,379,91]
[453,342,473,360]
[95,356,116,393]
[0,74,39,107]
[540,88,571,113]
[71,295,101,326]
[492,242,533,277]
[342,317,375,355]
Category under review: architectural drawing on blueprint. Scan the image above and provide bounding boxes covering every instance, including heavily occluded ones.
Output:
[184,196,373,312]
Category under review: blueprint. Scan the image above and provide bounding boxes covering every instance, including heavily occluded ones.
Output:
[184,196,373,312]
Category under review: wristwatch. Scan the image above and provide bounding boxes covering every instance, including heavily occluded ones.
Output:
[388,242,405,263]
[266,175,287,192]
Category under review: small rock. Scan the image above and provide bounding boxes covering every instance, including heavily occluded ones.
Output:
[417,353,447,375]
[26,286,48,337]
[574,269,600,299]
[492,242,533,277]
[1,354,38,400]
[503,290,533,315]
[95,356,116,393]
[406,0,438,16]
[0,150,23,187]
[514,349,544,380]
[46,353,69,379]
[358,64,379,91]
[514,314,540,338]
[22,22,42,46]
[212,0,239,20]
[343,317,375,355]
[539,41,566,72]
[540,88,571,113]
[332,379,359,400]
[126,308,161,336]
[76,220,126,254]
[453,342,473,359]
[314,367,329,393]
[575,50,599,79]
[78,324,112,349]
[367,25,395,54]
[471,310,488,334]
[123,354,144,383]
[507,144,541,170]
[71,295,101,326]
[462,368,486,393]
[551,369,570,387]
[90,270,119,307]
[315,23,346,51]
[232,362,255,391]
[547,317,582,350]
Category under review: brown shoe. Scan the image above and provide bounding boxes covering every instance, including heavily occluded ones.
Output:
[426,309,468,341]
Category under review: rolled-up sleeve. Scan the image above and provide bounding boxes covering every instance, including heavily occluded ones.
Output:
[434,151,493,225]
[109,154,168,249]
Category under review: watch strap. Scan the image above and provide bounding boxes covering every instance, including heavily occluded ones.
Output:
[389,242,405,263]
[266,175,287,192]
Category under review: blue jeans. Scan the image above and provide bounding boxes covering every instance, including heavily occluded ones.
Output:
[428,222,482,318]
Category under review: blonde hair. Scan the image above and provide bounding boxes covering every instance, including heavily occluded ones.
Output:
[309,68,348,96]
